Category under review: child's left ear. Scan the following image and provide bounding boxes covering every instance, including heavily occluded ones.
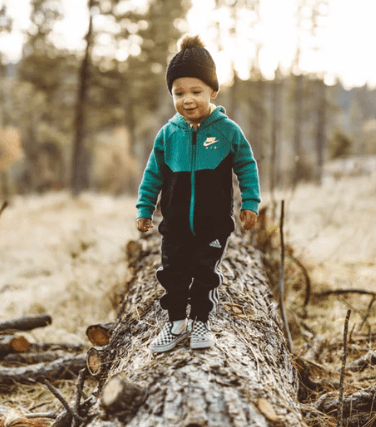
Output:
[211,90,218,99]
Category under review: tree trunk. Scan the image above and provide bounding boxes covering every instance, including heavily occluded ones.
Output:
[71,0,94,196]
[315,78,326,184]
[85,229,306,427]
[269,69,282,220]
[292,74,303,188]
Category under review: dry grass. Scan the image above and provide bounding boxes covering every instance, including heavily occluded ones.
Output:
[0,171,375,425]
[263,172,376,426]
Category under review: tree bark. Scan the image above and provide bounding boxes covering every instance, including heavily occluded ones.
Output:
[85,229,306,427]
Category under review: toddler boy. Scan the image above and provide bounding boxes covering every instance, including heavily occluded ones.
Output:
[136,35,261,352]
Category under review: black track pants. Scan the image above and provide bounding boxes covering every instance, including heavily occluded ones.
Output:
[156,235,228,322]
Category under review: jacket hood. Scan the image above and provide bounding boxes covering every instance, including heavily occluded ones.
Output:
[169,105,227,131]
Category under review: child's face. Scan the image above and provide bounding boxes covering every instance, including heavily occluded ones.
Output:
[171,77,218,127]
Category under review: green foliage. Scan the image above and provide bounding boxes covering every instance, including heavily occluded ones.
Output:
[328,131,352,159]
[5,0,376,195]
[14,0,190,193]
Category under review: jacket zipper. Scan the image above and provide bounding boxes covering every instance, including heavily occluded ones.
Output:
[189,125,198,235]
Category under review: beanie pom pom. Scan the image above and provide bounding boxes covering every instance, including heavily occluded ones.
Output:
[179,35,205,51]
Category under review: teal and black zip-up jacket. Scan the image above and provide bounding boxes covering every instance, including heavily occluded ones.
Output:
[136,106,261,241]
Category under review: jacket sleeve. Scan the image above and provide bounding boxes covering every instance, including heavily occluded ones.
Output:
[232,126,261,215]
[136,129,165,219]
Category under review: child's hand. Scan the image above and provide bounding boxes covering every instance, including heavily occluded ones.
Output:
[136,217,154,232]
[240,210,257,231]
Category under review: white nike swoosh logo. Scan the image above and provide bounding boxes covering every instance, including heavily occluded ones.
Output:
[203,138,219,147]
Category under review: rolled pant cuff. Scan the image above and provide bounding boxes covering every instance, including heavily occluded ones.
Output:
[189,312,209,323]
[168,309,187,322]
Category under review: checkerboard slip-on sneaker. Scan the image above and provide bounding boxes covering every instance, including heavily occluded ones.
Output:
[190,320,216,350]
[149,320,189,353]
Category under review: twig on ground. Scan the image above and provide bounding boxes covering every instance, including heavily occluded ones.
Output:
[344,350,376,372]
[287,253,312,307]
[72,368,88,427]
[44,379,84,424]
[357,295,376,332]
[316,289,376,297]
[278,200,293,354]
[25,413,57,419]
[337,309,351,427]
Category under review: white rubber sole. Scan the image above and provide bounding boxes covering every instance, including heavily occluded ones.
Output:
[149,331,189,353]
[190,337,216,350]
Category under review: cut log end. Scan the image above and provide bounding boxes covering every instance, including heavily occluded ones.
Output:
[86,326,111,347]
[0,335,30,356]
[86,347,105,377]
[86,323,117,346]
[11,336,30,352]
[101,375,146,414]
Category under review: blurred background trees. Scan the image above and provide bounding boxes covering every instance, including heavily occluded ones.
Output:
[0,0,375,198]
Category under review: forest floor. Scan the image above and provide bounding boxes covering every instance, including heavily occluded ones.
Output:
[0,172,375,422]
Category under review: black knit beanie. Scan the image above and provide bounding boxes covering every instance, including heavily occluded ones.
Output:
[166,35,219,94]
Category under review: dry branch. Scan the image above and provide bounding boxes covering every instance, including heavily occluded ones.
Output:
[0,405,51,427]
[85,230,306,427]
[337,310,351,427]
[44,379,85,424]
[28,342,85,353]
[3,350,68,364]
[316,289,376,298]
[345,350,376,372]
[287,254,312,307]
[0,314,52,332]
[314,385,376,422]
[278,200,293,353]
[0,353,86,383]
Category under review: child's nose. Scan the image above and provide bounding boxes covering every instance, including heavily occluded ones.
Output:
[183,95,193,104]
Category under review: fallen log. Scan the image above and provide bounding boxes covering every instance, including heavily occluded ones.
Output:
[0,334,30,356]
[0,314,52,332]
[85,230,307,427]
[0,353,86,383]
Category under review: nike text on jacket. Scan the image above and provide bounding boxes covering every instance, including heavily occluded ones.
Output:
[136,106,261,240]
